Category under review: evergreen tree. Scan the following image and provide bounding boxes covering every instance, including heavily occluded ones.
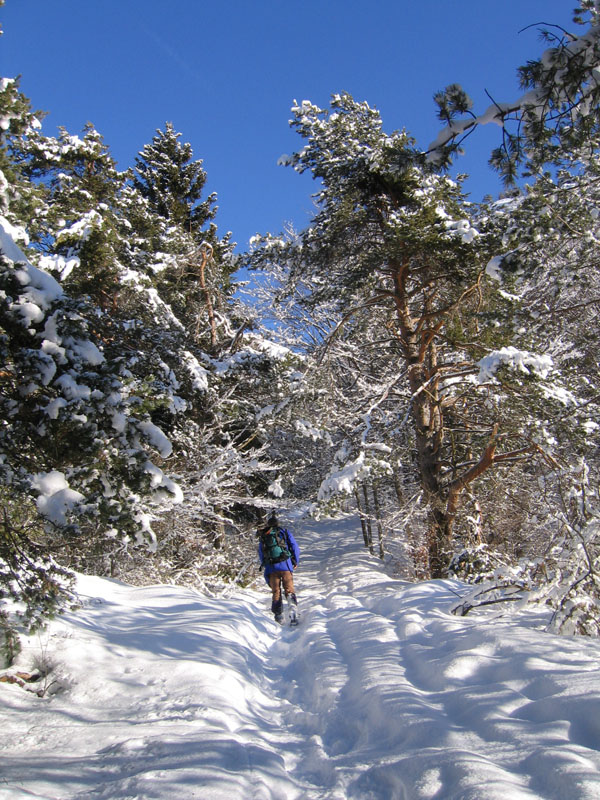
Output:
[133,122,216,235]
[18,124,131,306]
[0,219,186,649]
[247,94,561,577]
[0,77,46,237]
[422,2,600,627]
[132,123,237,350]
[429,2,600,182]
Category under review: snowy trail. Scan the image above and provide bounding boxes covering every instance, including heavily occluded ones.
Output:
[2,516,600,799]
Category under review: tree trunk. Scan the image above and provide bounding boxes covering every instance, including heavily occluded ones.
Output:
[354,488,372,553]
[391,259,456,577]
[362,482,375,555]
[197,242,218,349]
[354,488,373,553]
[372,481,385,560]
[426,506,453,579]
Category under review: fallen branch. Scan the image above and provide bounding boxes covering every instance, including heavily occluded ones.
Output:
[451,583,527,617]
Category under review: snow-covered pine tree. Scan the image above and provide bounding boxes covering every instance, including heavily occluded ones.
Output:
[422,2,600,628]
[0,79,283,637]
[124,124,305,580]
[428,2,600,182]
[471,124,600,632]
[19,124,130,308]
[0,77,46,241]
[133,122,215,234]
[247,94,563,578]
[0,216,186,647]
[132,123,236,350]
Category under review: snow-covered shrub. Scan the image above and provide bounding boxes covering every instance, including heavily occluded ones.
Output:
[448,543,514,584]
[540,465,600,636]
[448,462,600,636]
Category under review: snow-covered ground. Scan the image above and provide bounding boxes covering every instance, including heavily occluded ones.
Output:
[2,516,600,799]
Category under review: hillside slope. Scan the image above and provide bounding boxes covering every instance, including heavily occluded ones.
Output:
[1,516,600,799]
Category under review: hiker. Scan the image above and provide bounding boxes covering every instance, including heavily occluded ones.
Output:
[257,513,299,624]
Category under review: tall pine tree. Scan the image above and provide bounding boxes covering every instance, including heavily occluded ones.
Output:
[132,123,236,350]
[248,94,561,577]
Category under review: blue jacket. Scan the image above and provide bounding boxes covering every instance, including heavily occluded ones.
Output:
[258,528,299,583]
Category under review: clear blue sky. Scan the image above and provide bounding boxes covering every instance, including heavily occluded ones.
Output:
[2,1,575,250]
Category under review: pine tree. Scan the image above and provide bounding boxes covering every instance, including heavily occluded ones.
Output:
[428,3,600,182]
[248,94,560,577]
[422,2,600,624]
[19,124,129,306]
[132,123,236,349]
[133,122,216,234]
[0,77,47,237]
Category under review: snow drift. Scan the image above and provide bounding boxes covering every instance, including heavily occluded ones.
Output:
[1,516,600,799]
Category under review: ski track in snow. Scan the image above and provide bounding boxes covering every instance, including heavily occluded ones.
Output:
[1,516,600,799]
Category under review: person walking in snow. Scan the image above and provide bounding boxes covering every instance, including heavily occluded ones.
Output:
[257,513,299,625]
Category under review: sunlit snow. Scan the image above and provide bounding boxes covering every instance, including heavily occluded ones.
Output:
[30,469,85,525]
[2,516,600,799]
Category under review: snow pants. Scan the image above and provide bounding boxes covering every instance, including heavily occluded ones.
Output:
[269,570,295,615]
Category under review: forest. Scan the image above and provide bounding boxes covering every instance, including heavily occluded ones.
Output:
[1,0,600,663]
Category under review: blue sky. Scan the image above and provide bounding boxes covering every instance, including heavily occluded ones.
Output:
[2,1,575,250]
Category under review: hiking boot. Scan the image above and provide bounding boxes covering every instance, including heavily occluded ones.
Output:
[272,597,284,619]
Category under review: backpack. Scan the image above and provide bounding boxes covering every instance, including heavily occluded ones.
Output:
[260,526,291,566]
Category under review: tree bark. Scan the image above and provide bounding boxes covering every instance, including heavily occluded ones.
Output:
[372,481,385,560]
[197,242,217,349]
[388,259,501,577]
[362,482,375,555]
[354,488,372,553]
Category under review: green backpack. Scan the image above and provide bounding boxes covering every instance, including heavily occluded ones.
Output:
[260,527,291,565]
